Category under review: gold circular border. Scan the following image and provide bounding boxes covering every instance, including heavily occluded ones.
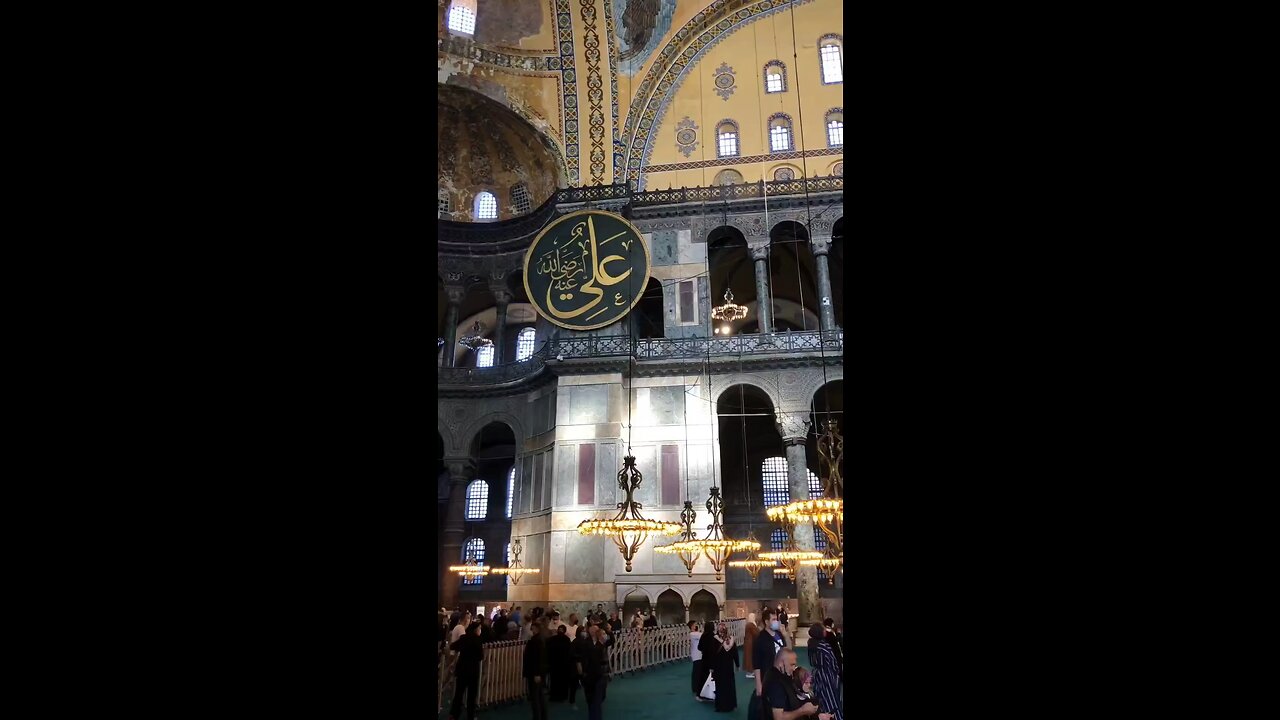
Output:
[522,209,653,331]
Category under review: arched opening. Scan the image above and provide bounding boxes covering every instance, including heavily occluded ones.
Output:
[807,379,843,593]
[437,431,449,591]
[464,422,515,599]
[451,283,496,368]
[437,278,448,366]
[635,277,665,339]
[716,384,777,514]
[655,589,684,626]
[768,221,820,332]
[689,589,719,624]
[622,589,652,624]
[707,226,753,335]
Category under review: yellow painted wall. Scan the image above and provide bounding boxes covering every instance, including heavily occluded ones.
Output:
[641,0,843,187]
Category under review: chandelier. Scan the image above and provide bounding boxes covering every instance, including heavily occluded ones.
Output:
[765,421,843,559]
[448,557,490,579]
[799,548,843,585]
[772,567,792,579]
[727,531,775,582]
[711,288,749,323]
[758,522,823,575]
[457,321,493,351]
[662,487,758,581]
[654,500,702,576]
[490,537,541,585]
[577,455,681,572]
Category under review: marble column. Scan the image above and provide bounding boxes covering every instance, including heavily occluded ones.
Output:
[684,605,690,623]
[749,243,773,333]
[440,456,477,611]
[776,412,819,627]
[810,235,837,332]
[492,288,512,364]
[443,287,464,368]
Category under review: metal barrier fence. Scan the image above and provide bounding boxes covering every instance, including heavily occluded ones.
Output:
[438,619,746,713]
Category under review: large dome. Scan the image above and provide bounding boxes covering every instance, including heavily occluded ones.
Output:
[437,84,566,223]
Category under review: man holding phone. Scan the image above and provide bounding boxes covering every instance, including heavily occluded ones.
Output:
[763,649,833,720]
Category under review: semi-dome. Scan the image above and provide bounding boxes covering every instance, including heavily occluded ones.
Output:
[437,84,566,223]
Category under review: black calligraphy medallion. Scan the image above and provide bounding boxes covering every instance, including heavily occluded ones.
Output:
[522,210,651,331]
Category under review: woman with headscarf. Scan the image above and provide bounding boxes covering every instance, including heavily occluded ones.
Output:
[809,623,843,720]
[710,621,739,712]
[743,612,759,679]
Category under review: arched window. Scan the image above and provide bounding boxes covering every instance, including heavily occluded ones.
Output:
[462,537,485,585]
[507,466,516,517]
[447,0,477,36]
[819,35,843,84]
[465,479,489,519]
[438,189,450,219]
[825,109,843,148]
[768,114,793,153]
[511,183,531,215]
[476,346,495,367]
[773,166,798,182]
[515,327,536,361]
[714,169,744,186]
[763,60,787,93]
[475,191,498,221]
[762,457,790,507]
[716,120,739,158]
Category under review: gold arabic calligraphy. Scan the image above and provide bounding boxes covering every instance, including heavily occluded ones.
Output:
[535,217,635,319]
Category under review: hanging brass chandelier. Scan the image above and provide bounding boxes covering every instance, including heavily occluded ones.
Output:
[577,455,681,572]
[490,537,541,585]
[457,320,493,351]
[711,288,749,335]
[800,548,843,585]
[662,487,759,581]
[727,530,775,583]
[758,521,823,575]
[448,557,490,579]
[765,421,843,559]
[654,500,702,576]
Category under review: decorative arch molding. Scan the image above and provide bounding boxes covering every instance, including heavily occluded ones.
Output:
[438,419,462,458]
[458,411,527,453]
[615,581,724,607]
[713,374,782,412]
[622,0,818,189]
[794,366,845,412]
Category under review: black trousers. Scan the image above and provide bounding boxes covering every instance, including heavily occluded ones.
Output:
[692,659,709,696]
[568,669,581,704]
[527,678,548,720]
[450,672,478,720]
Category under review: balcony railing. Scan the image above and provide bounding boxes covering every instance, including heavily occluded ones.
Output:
[439,330,842,386]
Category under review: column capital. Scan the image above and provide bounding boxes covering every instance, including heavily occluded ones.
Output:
[809,235,833,257]
[775,412,810,444]
[491,287,514,305]
[445,286,466,305]
[443,456,478,483]
[748,243,770,261]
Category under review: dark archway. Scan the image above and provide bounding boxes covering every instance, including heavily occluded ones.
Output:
[769,221,820,332]
[438,278,448,366]
[689,589,719,624]
[461,422,516,602]
[717,384,778,516]
[655,589,684,626]
[622,589,652,624]
[707,226,754,335]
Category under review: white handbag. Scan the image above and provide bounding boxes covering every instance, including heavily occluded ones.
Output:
[700,673,717,701]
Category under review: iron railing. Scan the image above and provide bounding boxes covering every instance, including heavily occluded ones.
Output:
[439,330,844,386]
[437,619,746,712]
[631,177,843,206]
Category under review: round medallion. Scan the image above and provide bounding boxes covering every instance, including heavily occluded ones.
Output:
[715,73,735,89]
[833,162,844,176]
[677,129,697,145]
[522,210,652,331]
[775,167,795,181]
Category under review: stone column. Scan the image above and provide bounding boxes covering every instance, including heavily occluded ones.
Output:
[749,243,773,333]
[776,412,820,627]
[440,457,477,611]
[684,605,690,623]
[810,235,837,332]
[443,286,464,368]
[492,288,512,364]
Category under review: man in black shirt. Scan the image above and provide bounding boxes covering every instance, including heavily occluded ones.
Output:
[523,621,550,720]
[763,649,832,720]
[579,623,612,720]
[607,611,622,634]
[448,621,485,720]
[643,611,658,628]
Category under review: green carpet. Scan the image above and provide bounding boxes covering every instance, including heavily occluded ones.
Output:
[439,657,826,720]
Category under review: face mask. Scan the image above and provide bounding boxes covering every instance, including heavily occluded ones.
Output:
[771,621,781,631]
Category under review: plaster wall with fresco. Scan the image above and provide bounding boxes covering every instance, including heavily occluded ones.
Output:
[436,0,844,631]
